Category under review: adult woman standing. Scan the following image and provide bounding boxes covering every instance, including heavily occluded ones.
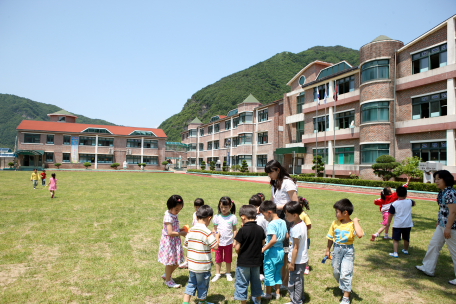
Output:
[265,160,298,289]
[415,170,456,285]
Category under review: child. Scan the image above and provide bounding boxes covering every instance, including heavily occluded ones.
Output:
[48,173,57,198]
[249,194,268,281]
[387,186,415,258]
[212,196,237,282]
[298,196,311,275]
[158,195,187,288]
[256,193,265,203]
[30,169,39,189]
[40,170,46,187]
[180,198,205,269]
[325,199,363,304]
[260,200,287,300]
[371,177,410,241]
[234,205,265,304]
[284,201,308,304]
[183,205,219,304]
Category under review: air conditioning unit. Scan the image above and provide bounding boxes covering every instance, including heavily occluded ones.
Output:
[126,149,132,155]
[108,148,114,155]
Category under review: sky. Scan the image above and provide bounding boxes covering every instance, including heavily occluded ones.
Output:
[0,0,455,129]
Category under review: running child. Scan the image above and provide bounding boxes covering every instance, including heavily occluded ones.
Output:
[249,194,268,281]
[48,173,57,198]
[180,198,205,269]
[31,169,39,189]
[158,195,187,288]
[298,196,311,275]
[325,199,363,304]
[212,196,237,282]
[40,170,46,187]
[371,177,410,241]
[183,205,219,304]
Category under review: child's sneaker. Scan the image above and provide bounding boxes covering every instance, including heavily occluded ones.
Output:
[211,274,221,282]
[402,249,409,255]
[370,233,378,241]
[178,261,188,269]
[164,280,180,288]
[251,296,261,304]
[260,293,272,300]
[304,265,310,275]
[384,234,392,239]
[161,274,175,283]
[272,293,281,300]
[448,278,456,286]
[226,273,233,281]
[389,252,399,258]
[340,296,350,304]
[259,274,265,281]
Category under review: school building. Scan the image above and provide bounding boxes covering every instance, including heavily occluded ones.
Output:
[182,15,456,179]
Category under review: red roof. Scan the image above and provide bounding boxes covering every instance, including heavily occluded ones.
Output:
[16,120,167,137]
[218,115,227,119]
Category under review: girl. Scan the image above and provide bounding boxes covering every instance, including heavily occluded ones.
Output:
[48,173,57,198]
[371,177,410,241]
[158,195,187,288]
[212,196,237,282]
[298,196,312,275]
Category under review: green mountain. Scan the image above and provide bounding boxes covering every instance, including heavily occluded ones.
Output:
[0,94,116,150]
[159,46,360,142]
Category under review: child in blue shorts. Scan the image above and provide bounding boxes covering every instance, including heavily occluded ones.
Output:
[260,200,288,300]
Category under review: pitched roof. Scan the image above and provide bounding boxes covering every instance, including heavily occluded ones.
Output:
[240,94,261,104]
[286,60,333,86]
[47,110,78,117]
[190,117,202,124]
[16,120,166,137]
[371,35,392,42]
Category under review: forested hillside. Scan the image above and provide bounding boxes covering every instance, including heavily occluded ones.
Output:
[159,46,359,141]
[0,94,116,150]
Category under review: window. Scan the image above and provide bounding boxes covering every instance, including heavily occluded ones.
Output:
[144,140,158,148]
[412,92,447,119]
[313,148,329,164]
[214,124,220,133]
[45,152,54,162]
[232,137,239,147]
[297,93,305,113]
[214,140,219,150]
[336,76,355,94]
[227,109,238,117]
[233,117,240,128]
[189,129,197,137]
[62,153,70,163]
[361,144,389,164]
[189,158,196,165]
[198,158,203,166]
[299,75,306,85]
[361,101,389,123]
[97,154,113,163]
[200,128,204,136]
[143,156,158,165]
[24,133,41,143]
[225,120,231,130]
[239,112,253,124]
[79,136,96,146]
[126,155,141,164]
[258,109,268,122]
[129,130,154,136]
[58,116,66,122]
[127,139,141,148]
[238,133,253,145]
[79,154,95,163]
[224,138,231,148]
[199,143,203,151]
[210,116,220,122]
[98,137,113,147]
[412,44,447,74]
[257,155,268,167]
[63,135,71,145]
[238,155,252,166]
[46,135,54,144]
[207,157,213,164]
[207,141,212,150]
[208,126,213,134]
[296,121,304,141]
[181,133,185,141]
[361,59,389,83]
[82,128,110,134]
[258,132,268,144]
[314,84,328,101]
[335,111,355,130]
[412,142,447,165]
[335,147,355,164]
[313,115,329,132]
[188,144,197,151]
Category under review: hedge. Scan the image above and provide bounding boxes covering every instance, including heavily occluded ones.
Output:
[187,169,267,176]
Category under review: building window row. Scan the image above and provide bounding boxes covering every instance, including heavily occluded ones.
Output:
[46,135,54,144]
[258,109,268,122]
[297,93,305,113]
[361,59,389,83]
[24,133,41,143]
[336,76,355,94]
[257,155,268,167]
[412,43,447,74]
[258,132,268,144]
[412,92,447,120]
[335,110,355,130]
[313,115,329,133]
[361,101,389,123]
[239,112,253,124]
[412,142,447,165]
[335,147,355,165]
[296,122,304,142]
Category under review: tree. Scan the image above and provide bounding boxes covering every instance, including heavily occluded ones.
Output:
[54,163,61,169]
[222,161,228,172]
[83,162,91,169]
[161,161,169,170]
[201,161,206,170]
[138,162,146,168]
[209,161,215,171]
[110,163,120,169]
[372,155,400,181]
[393,156,422,180]
[8,161,14,168]
[312,156,324,177]
[240,160,249,173]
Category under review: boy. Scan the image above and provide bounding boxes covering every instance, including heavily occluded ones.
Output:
[30,169,39,189]
[387,186,415,258]
[260,200,287,300]
[183,205,219,304]
[40,170,46,187]
[284,201,308,304]
[234,205,266,304]
[180,198,205,269]
[249,195,268,281]
[325,199,363,304]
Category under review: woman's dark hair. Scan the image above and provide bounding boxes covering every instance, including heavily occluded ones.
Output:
[51,173,56,179]
[196,205,214,219]
[194,198,205,207]
[380,187,392,200]
[259,200,277,214]
[298,196,310,210]
[256,193,265,202]
[218,196,236,214]
[167,194,184,210]
[239,205,257,220]
[434,170,455,187]
[264,160,291,192]
[333,198,354,215]
[284,201,303,215]
[249,195,262,207]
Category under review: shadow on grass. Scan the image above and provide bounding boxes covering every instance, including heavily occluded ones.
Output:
[324,286,363,302]
[208,294,226,303]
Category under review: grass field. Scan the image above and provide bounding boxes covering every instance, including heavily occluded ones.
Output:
[0,171,455,304]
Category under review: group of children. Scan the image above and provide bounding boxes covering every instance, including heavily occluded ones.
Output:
[158,180,417,304]
[30,169,57,198]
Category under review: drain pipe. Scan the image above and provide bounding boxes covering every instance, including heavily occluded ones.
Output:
[393,50,397,159]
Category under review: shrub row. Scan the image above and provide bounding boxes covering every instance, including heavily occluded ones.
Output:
[187,169,267,176]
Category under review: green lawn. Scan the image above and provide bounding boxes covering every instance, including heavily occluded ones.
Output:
[0,171,455,304]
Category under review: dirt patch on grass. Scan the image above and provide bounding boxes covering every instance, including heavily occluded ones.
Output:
[130,234,152,266]
[0,263,28,288]
[31,245,60,265]
[69,286,92,297]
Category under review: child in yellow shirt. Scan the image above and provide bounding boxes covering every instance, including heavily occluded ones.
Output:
[298,196,311,275]
[30,169,39,189]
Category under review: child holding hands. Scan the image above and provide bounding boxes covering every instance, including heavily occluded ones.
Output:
[325,199,363,304]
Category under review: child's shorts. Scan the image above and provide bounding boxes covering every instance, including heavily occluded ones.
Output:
[392,227,411,242]
[184,271,211,300]
[381,212,389,226]
[215,244,233,263]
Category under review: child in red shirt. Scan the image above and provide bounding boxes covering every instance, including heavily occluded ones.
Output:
[40,170,46,187]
